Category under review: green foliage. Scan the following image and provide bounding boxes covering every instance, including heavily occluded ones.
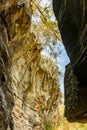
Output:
[44,121,55,130]
[31,0,61,46]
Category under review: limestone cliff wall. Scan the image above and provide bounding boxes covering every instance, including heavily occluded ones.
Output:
[53,0,87,122]
[0,0,61,129]
[11,49,60,130]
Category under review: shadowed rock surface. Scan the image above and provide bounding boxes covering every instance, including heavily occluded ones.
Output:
[53,0,87,122]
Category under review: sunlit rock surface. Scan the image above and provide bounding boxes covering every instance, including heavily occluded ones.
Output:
[53,0,87,122]
[0,0,61,129]
[11,52,60,130]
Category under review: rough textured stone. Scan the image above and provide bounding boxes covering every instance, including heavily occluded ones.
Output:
[53,0,87,121]
[0,0,61,129]
[11,52,60,130]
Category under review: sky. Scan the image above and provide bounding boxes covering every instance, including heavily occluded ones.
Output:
[41,40,70,93]
[32,0,70,93]
[39,0,70,93]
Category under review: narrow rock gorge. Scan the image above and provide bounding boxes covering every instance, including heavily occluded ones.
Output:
[0,0,61,130]
[53,0,87,122]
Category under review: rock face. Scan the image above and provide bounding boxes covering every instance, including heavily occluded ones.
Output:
[0,0,61,130]
[11,53,60,130]
[53,0,87,121]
